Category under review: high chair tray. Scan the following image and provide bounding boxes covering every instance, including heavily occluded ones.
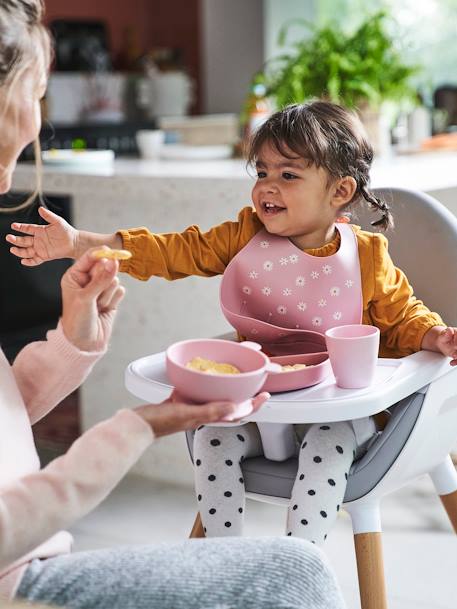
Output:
[125,349,451,424]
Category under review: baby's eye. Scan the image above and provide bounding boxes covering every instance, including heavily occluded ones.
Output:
[282,172,297,180]
[256,171,267,179]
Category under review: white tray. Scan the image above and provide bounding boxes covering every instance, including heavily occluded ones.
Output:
[125,349,451,424]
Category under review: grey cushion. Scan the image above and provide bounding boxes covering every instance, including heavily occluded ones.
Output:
[186,391,423,503]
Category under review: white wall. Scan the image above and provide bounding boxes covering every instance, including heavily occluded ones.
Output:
[264,0,317,61]
[199,1,318,114]
[200,0,264,114]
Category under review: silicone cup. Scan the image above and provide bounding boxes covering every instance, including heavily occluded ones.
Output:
[325,324,380,389]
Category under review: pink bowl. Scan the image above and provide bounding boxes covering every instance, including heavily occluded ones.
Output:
[261,352,331,393]
[166,339,271,404]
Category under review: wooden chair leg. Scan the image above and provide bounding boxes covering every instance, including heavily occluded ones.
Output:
[189,512,205,538]
[353,532,387,609]
[439,490,457,533]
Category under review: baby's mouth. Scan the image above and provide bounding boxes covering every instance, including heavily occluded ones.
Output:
[262,201,286,215]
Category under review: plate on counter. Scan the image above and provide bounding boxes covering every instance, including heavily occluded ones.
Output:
[159,144,233,160]
[42,149,115,166]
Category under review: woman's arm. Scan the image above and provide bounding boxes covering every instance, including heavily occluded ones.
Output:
[12,322,104,424]
[13,249,124,423]
[0,409,153,571]
[0,394,251,571]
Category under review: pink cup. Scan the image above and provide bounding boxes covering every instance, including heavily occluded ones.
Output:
[325,324,380,389]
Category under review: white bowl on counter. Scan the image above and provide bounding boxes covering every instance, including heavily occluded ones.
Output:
[42,149,115,166]
[159,144,233,160]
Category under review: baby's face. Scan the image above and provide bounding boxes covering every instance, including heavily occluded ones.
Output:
[252,143,337,249]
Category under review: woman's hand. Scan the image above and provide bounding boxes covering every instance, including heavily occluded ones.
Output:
[60,247,125,352]
[135,391,270,438]
[7,206,79,265]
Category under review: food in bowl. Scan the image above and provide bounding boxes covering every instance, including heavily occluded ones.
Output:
[186,356,240,375]
[92,248,132,260]
[280,363,308,372]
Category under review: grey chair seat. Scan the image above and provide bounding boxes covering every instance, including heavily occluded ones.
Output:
[186,391,424,503]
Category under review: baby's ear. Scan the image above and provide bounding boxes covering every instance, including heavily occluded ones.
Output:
[331,176,357,209]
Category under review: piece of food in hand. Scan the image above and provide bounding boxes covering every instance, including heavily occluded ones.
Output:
[186,356,241,375]
[280,363,308,372]
[92,248,132,260]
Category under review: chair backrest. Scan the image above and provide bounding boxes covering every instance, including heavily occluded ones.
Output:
[354,187,457,326]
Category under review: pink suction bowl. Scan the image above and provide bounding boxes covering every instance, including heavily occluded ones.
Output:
[166,339,271,403]
[260,352,331,393]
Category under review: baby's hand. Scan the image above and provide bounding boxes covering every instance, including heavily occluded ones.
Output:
[435,327,457,366]
[6,206,78,266]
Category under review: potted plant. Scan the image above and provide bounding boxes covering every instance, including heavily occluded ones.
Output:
[256,11,419,154]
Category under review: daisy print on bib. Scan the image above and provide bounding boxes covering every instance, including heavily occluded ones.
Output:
[220,225,363,340]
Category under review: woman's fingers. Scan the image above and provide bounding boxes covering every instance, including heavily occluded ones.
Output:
[107,285,126,311]
[97,276,123,311]
[250,392,270,413]
[135,400,237,438]
[186,401,238,425]
[82,259,118,298]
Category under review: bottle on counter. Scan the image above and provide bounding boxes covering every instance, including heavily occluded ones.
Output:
[407,98,432,149]
[237,81,271,155]
[246,83,271,135]
[115,25,143,72]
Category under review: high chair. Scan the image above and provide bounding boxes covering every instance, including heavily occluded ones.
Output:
[125,188,457,609]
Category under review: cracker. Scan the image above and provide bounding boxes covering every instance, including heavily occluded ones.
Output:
[92,248,132,261]
[186,356,241,375]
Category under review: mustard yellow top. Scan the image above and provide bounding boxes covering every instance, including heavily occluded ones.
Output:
[118,206,443,358]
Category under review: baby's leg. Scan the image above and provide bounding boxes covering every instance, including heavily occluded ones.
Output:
[287,421,356,545]
[193,423,263,537]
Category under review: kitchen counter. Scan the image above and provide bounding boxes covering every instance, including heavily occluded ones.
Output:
[11,151,457,485]
[12,149,457,191]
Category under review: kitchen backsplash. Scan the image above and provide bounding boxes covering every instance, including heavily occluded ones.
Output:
[46,71,194,125]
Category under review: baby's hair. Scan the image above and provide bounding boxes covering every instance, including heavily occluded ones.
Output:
[247,101,394,231]
[0,0,51,213]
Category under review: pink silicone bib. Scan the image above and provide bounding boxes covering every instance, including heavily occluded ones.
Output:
[220,223,363,355]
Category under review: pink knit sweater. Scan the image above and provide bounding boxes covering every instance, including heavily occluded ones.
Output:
[0,322,154,600]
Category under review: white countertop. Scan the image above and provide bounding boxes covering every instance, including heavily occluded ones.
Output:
[14,150,457,193]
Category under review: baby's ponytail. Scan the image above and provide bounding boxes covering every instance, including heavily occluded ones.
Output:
[360,186,394,231]
[353,154,394,231]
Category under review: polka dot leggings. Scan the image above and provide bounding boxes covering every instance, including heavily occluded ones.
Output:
[193,421,356,545]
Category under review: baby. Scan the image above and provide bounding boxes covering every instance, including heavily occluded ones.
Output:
[8,101,457,544]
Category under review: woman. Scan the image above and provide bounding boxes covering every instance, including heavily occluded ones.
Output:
[0,2,347,608]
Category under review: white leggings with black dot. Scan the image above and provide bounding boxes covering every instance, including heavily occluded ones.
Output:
[193,421,357,545]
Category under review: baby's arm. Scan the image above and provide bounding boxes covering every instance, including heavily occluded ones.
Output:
[7,207,259,280]
[7,206,122,266]
[369,233,444,356]
[112,206,261,281]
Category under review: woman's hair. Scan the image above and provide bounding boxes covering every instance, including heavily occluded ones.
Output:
[247,101,393,231]
[0,0,51,213]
